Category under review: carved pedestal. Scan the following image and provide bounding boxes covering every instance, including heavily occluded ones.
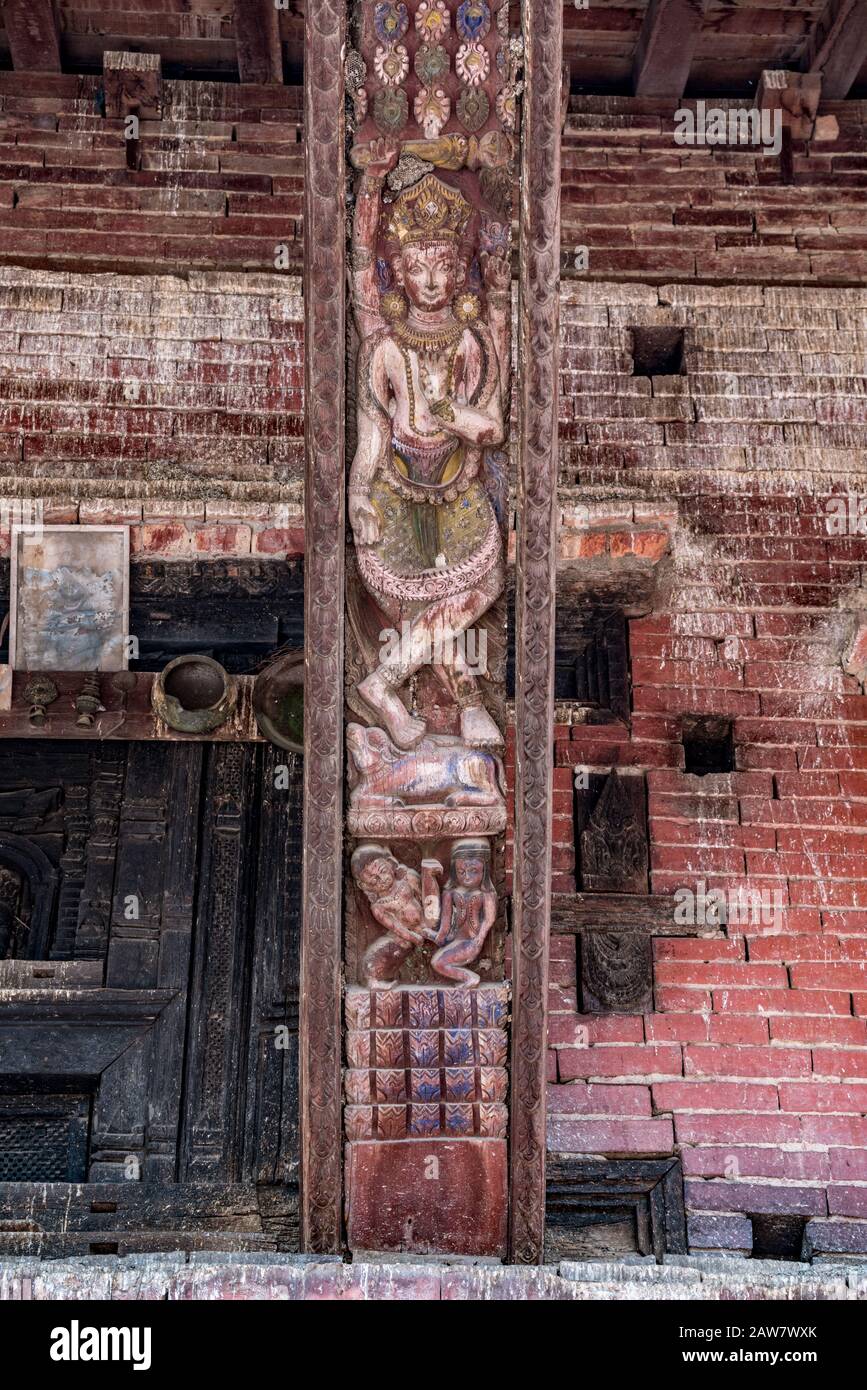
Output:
[344,984,508,1255]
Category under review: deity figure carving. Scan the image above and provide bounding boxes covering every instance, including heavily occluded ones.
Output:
[428,838,497,986]
[352,843,426,988]
[352,838,496,989]
[347,138,511,752]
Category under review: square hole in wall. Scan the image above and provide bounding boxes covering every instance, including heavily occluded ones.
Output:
[750,1213,807,1262]
[682,715,734,775]
[630,327,685,377]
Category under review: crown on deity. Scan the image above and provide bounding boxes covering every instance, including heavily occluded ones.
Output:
[386,174,473,250]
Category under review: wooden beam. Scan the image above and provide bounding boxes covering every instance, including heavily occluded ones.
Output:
[299,0,345,1255]
[633,0,707,99]
[0,672,263,742]
[236,0,283,84]
[807,0,867,100]
[509,0,562,1268]
[1,0,61,72]
[552,893,692,935]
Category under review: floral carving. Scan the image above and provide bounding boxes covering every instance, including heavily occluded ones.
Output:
[456,40,490,87]
[414,85,451,139]
[496,87,517,132]
[374,43,409,86]
[415,1,450,42]
[457,86,490,131]
[374,3,409,45]
[415,42,450,87]
[373,86,409,131]
[456,1,491,42]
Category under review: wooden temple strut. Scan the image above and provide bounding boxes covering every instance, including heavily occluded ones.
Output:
[300,0,345,1253]
[510,0,562,1264]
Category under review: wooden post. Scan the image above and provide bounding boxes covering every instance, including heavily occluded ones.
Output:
[300,0,345,1254]
[509,0,562,1265]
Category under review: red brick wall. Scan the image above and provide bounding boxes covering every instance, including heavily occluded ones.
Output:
[545,274,867,1256]
[0,73,302,275]
[563,95,867,287]
[0,264,304,558]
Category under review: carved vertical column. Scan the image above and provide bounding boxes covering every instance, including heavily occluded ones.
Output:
[342,0,518,1258]
[300,0,346,1252]
[509,0,561,1264]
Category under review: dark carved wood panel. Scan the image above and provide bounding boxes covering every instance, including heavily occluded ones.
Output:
[510,0,562,1265]
[301,0,345,1254]
[575,770,649,895]
[545,1158,687,1263]
[0,731,301,1222]
[145,744,203,1182]
[75,743,124,961]
[243,746,302,1188]
[181,744,257,1182]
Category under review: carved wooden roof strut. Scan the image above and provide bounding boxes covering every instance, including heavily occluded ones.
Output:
[509,0,562,1265]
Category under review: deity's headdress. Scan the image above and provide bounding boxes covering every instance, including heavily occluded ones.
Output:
[385,173,474,252]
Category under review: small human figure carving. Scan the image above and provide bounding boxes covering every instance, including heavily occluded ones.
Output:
[430,839,497,987]
[352,843,426,988]
[352,840,497,990]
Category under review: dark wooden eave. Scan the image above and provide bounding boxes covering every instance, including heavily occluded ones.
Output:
[633,0,708,99]
[807,0,867,99]
[235,0,284,85]
[1,0,61,72]
[1,3,866,98]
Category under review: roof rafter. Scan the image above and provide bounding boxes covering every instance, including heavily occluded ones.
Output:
[633,0,708,99]
[807,0,867,99]
[1,0,62,72]
[235,0,284,85]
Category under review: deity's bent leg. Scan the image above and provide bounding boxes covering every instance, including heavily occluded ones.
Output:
[363,932,417,989]
[357,567,504,748]
[431,937,483,988]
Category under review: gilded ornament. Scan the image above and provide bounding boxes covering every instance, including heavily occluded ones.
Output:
[385,173,473,249]
[453,290,481,324]
[381,289,409,323]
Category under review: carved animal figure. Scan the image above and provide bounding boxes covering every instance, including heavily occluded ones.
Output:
[347,723,505,809]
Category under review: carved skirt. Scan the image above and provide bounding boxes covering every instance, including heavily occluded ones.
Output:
[358,469,503,608]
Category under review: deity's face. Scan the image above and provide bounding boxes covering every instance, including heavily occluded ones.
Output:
[360,857,396,895]
[454,855,485,890]
[397,241,463,313]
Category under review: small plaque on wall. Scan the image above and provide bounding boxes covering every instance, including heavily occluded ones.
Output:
[9,525,130,672]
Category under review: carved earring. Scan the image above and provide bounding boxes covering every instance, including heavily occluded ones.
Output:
[381,290,408,324]
[453,290,481,324]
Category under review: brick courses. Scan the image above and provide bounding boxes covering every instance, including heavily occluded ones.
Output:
[546,269,867,1257]
[0,76,865,1257]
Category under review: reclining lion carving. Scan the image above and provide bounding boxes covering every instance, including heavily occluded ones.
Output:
[347,723,506,810]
